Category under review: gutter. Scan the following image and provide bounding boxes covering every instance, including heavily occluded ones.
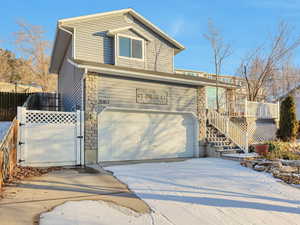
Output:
[49,24,74,74]
[67,59,237,88]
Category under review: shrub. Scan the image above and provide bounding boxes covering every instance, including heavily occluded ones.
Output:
[264,141,300,160]
[297,121,300,139]
[277,95,298,141]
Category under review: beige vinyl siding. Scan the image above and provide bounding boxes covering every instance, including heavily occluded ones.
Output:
[58,43,85,111]
[95,74,197,113]
[62,13,175,73]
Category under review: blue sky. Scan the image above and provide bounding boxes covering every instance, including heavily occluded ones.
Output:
[1,0,300,75]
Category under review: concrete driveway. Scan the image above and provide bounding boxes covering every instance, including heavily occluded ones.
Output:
[0,167,149,225]
[108,158,300,225]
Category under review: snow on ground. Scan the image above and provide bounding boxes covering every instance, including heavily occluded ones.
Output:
[0,121,11,141]
[40,158,300,225]
[40,200,170,225]
[223,153,258,158]
[109,158,300,225]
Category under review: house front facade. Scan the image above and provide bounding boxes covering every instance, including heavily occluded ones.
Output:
[49,8,241,164]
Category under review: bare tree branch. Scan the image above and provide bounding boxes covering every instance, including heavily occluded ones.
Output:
[13,21,54,91]
[238,21,300,101]
[203,19,233,111]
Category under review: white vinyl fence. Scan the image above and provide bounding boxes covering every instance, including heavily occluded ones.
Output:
[17,107,84,167]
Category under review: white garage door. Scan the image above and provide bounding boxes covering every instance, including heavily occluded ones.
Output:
[98,110,197,162]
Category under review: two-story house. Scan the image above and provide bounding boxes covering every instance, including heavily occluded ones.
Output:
[49,8,278,165]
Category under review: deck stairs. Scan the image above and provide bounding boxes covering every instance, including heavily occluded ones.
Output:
[206,124,243,156]
[206,110,248,157]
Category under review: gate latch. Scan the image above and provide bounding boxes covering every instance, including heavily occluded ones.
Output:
[77,136,83,139]
[18,141,25,145]
[18,159,25,163]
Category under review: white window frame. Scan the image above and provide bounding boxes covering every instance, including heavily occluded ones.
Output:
[117,34,145,61]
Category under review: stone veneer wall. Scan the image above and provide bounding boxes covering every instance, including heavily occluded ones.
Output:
[84,73,100,164]
[197,86,207,156]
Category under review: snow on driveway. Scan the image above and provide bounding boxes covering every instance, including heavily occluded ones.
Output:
[40,200,170,225]
[40,158,300,225]
[109,158,300,225]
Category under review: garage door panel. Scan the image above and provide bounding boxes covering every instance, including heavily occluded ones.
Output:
[99,110,196,162]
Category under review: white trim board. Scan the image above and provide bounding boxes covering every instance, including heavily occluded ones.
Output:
[107,26,152,42]
[67,59,236,88]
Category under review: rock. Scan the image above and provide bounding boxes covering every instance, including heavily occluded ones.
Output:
[271,160,282,168]
[271,168,280,175]
[240,161,247,167]
[254,165,266,172]
[245,161,254,168]
[279,166,298,173]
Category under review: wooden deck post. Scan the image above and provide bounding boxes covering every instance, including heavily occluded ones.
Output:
[244,98,248,117]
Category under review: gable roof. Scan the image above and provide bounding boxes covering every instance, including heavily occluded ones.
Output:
[59,8,185,53]
[50,8,186,74]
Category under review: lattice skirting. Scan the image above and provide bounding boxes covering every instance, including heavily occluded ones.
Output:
[25,110,76,124]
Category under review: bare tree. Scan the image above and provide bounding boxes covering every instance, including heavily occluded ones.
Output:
[238,21,300,101]
[13,21,55,91]
[204,19,232,111]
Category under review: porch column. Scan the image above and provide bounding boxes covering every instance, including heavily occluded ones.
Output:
[197,86,207,157]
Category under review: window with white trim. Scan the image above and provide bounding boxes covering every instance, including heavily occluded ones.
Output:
[118,36,143,60]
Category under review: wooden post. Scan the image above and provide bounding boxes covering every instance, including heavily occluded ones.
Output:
[225,117,229,134]
[245,131,249,153]
[244,98,248,117]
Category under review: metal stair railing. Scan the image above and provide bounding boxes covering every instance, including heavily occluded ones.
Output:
[207,110,248,153]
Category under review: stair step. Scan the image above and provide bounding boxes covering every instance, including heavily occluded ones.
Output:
[206,122,243,153]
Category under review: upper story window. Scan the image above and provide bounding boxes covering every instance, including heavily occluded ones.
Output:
[118,36,143,60]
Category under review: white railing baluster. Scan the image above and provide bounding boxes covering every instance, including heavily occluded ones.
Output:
[228,100,279,119]
[207,110,248,152]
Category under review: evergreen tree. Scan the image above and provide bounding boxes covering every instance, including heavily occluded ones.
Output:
[277,95,298,141]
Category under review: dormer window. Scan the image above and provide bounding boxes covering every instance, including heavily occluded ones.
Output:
[118,35,144,60]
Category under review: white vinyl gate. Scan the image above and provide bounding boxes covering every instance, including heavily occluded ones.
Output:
[17,107,84,167]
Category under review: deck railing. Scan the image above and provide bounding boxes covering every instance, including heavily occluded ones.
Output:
[207,110,248,152]
[228,99,279,119]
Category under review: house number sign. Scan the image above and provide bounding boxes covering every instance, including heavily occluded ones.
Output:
[136,88,168,105]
